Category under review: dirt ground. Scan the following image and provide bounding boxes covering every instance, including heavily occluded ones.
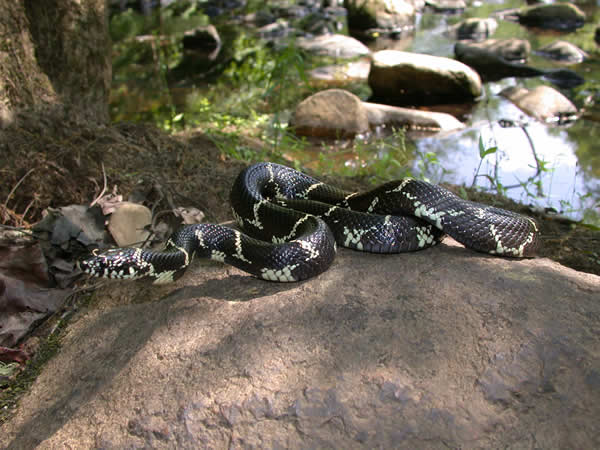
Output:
[1,117,598,277]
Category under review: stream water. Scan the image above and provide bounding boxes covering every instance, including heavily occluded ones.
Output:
[399,0,600,225]
[110,0,600,225]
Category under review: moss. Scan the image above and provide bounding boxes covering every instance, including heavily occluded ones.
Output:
[0,318,65,424]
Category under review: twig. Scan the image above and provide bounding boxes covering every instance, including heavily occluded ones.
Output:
[3,168,35,209]
[21,198,35,224]
[521,125,542,176]
[89,162,107,207]
[500,125,543,191]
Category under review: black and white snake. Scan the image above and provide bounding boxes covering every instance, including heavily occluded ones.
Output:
[80,162,540,283]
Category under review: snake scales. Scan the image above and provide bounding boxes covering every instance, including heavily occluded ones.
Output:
[80,162,540,283]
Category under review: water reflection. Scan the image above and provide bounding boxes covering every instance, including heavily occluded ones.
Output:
[415,117,596,218]
[374,2,600,224]
[109,0,600,225]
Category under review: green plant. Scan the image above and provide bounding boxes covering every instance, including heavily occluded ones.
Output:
[109,5,208,129]
[472,135,499,190]
[311,128,412,182]
[413,147,449,184]
[472,128,554,199]
[218,34,313,117]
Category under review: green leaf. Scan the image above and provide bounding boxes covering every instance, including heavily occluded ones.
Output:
[478,136,497,158]
[478,135,486,158]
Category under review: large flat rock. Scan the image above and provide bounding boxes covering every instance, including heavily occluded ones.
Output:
[368,50,482,105]
[2,239,599,448]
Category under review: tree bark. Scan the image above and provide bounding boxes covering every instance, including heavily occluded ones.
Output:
[0,0,111,125]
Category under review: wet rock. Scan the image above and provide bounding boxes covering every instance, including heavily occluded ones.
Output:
[290,89,369,138]
[345,0,416,38]
[290,89,463,136]
[517,3,585,31]
[536,40,588,64]
[425,0,466,13]
[368,50,482,105]
[296,33,370,59]
[2,246,599,448]
[455,40,584,89]
[500,85,578,122]
[448,17,497,41]
[459,38,530,62]
[308,60,371,85]
[107,202,152,247]
[454,40,536,81]
[363,102,464,132]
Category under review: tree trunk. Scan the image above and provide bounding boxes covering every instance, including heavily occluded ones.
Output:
[0,0,111,125]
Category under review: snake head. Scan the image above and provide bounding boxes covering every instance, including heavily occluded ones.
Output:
[79,248,154,281]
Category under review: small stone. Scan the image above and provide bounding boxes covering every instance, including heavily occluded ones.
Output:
[499,85,577,122]
[108,202,152,247]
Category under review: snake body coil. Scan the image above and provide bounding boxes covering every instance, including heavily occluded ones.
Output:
[80,162,540,283]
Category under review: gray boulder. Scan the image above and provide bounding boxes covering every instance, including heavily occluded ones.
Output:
[517,3,585,31]
[2,242,599,448]
[368,50,482,104]
[455,41,584,88]
[448,17,498,41]
[296,33,371,59]
[462,38,531,62]
[536,40,588,64]
[454,40,536,81]
[290,89,370,138]
[344,0,415,37]
[290,89,464,137]
[500,85,578,122]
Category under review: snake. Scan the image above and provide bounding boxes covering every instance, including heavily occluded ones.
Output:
[79,162,540,283]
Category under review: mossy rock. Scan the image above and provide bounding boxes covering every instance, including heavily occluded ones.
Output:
[517,3,585,31]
